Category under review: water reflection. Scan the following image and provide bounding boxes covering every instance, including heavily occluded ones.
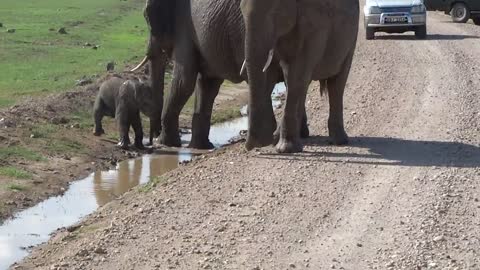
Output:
[93,158,143,206]
[93,151,194,207]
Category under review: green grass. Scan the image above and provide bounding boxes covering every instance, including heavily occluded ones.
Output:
[0,166,33,179]
[106,132,120,141]
[70,109,94,130]
[138,175,167,192]
[211,108,242,125]
[0,146,45,161]
[30,123,58,138]
[6,183,27,191]
[25,122,86,154]
[46,137,86,154]
[0,0,148,107]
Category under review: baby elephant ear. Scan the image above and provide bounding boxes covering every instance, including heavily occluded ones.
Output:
[134,83,150,103]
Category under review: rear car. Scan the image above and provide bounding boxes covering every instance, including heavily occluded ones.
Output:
[364,0,427,40]
[424,0,480,24]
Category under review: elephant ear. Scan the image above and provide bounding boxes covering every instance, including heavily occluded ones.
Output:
[144,0,176,44]
[134,83,153,107]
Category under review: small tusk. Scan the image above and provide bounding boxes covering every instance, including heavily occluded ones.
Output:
[130,56,149,72]
[240,60,247,76]
[262,49,274,73]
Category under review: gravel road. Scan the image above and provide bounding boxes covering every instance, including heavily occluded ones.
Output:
[14,8,480,270]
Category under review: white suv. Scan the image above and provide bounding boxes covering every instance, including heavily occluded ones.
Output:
[364,0,427,40]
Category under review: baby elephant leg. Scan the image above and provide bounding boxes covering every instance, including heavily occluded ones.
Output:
[147,118,160,146]
[131,111,145,149]
[116,108,131,150]
[93,99,106,136]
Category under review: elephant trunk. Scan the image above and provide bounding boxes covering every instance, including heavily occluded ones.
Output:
[241,0,281,149]
[147,35,170,143]
[140,0,177,143]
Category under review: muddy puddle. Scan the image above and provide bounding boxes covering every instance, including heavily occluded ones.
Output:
[0,83,285,269]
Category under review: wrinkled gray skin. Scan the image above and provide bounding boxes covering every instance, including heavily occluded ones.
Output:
[93,77,157,149]
[241,0,359,153]
[139,0,309,150]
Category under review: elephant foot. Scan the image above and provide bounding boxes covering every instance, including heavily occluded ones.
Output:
[188,140,214,150]
[329,128,349,145]
[134,138,145,150]
[300,125,310,139]
[93,128,105,137]
[275,138,303,153]
[118,137,130,150]
[245,133,273,151]
[160,131,181,147]
[274,123,307,145]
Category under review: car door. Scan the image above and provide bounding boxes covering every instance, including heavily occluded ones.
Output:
[467,0,480,11]
[424,0,451,11]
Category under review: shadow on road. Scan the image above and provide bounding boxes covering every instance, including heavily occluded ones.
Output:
[259,136,480,168]
[374,34,479,40]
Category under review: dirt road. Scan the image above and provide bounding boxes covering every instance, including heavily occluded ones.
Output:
[14,10,480,270]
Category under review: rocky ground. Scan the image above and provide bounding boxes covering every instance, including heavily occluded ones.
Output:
[10,9,480,270]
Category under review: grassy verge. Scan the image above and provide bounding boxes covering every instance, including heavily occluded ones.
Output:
[138,175,167,193]
[0,146,45,162]
[29,124,87,154]
[70,110,95,130]
[5,183,27,192]
[0,0,148,107]
[0,166,33,179]
[211,108,242,125]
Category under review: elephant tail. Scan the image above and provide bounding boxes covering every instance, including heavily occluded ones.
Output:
[319,80,327,96]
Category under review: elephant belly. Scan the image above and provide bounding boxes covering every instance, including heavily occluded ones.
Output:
[190,0,246,83]
[311,14,359,80]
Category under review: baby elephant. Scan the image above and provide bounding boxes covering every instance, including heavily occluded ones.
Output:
[93,76,157,149]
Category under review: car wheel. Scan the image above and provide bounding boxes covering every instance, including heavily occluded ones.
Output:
[415,25,427,39]
[366,28,375,40]
[473,17,480,25]
[451,3,470,23]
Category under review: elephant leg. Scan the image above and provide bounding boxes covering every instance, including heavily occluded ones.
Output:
[273,69,310,148]
[276,75,308,153]
[189,75,223,150]
[132,112,145,150]
[116,109,131,150]
[160,49,199,147]
[300,103,309,138]
[327,52,354,146]
[147,118,160,146]
[148,44,168,147]
[93,100,106,136]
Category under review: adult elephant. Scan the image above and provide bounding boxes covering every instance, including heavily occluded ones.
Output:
[241,0,359,153]
[132,0,309,149]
